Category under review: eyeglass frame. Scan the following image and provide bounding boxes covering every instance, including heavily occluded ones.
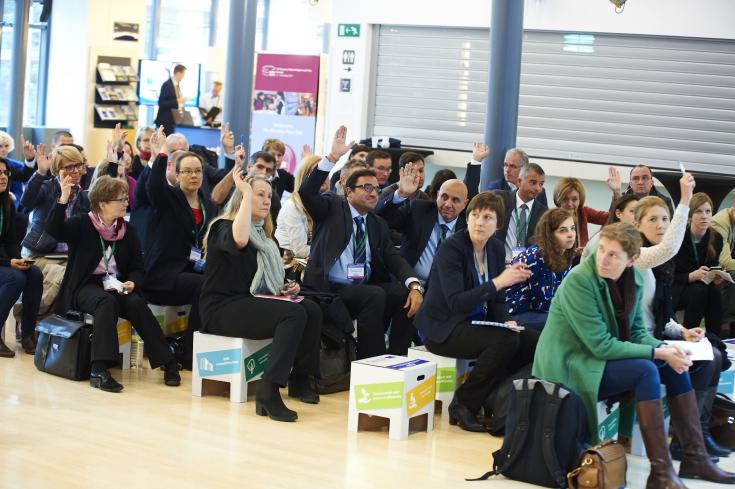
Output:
[350,183,380,194]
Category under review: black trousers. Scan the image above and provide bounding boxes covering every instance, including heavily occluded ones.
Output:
[677,281,723,336]
[425,322,539,412]
[690,346,722,390]
[331,281,409,359]
[144,271,203,367]
[205,297,322,386]
[75,279,174,369]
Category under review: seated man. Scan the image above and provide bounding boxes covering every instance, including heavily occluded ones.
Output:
[333,159,368,196]
[300,126,424,359]
[625,164,675,215]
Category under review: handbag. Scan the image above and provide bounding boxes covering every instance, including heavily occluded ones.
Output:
[711,393,735,450]
[567,440,627,489]
[34,313,93,381]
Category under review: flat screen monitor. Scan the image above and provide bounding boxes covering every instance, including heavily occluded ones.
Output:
[137,60,201,108]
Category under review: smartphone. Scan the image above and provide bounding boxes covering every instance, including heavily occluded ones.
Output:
[710,266,723,271]
[23,259,36,265]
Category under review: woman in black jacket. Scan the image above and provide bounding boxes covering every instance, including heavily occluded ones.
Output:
[45,175,179,392]
[414,192,537,432]
[0,157,42,357]
[143,128,218,368]
[201,173,322,422]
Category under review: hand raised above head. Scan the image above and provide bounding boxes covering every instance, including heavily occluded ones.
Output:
[472,142,491,162]
[606,166,622,195]
[678,171,695,205]
[328,125,355,163]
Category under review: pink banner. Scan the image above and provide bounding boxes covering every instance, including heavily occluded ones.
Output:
[254,54,320,93]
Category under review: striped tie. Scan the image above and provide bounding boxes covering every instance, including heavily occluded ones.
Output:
[439,224,450,243]
[353,216,366,264]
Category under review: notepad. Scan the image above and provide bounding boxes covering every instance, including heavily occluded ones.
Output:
[665,338,714,361]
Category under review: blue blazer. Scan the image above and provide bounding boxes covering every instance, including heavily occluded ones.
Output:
[415,229,510,343]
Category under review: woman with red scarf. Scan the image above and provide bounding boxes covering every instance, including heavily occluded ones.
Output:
[45,175,180,392]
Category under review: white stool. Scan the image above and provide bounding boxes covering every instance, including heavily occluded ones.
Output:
[83,314,131,369]
[191,331,272,403]
[348,354,437,440]
[147,304,190,336]
[407,346,475,420]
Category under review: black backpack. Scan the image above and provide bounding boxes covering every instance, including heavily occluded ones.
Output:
[482,363,533,436]
[470,378,589,488]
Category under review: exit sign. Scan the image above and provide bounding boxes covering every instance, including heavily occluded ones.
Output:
[338,24,361,37]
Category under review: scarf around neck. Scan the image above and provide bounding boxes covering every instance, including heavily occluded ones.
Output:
[88,211,127,241]
[605,266,635,342]
[248,219,285,295]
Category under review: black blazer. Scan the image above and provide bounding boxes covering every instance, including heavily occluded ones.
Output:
[299,167,415,292]
[672,227,724,306]
[464,162,548,207]
[45,202,145,315]
[154,79,178,133]
[144,154,218,292]
[0,201,19,266]
[492,189,547,248]
[415,230,510,343]
[130,165,153,248]
[274,168,295,196]
[375,196,467,267]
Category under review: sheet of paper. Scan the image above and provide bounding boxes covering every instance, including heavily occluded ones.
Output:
[701,270,735,285]
[665,338,714,361]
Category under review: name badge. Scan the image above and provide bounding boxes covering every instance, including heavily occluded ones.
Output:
[193,258,206,273]
[189,247,202,262]
[103,274,124,294]
[511,246,526,260]
[347,263,366,281]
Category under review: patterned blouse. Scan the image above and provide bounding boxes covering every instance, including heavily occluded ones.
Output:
[507,244,572,314]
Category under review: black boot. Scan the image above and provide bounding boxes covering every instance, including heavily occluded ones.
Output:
[671,435,719,463]
[256,381,297,422]
[163,360,181,387]
[0,333,15,358]
[288,373,319,404]
[448,396,485,432]
[700,387,732,458]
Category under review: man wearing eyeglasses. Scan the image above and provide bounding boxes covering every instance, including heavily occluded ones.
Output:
[299,126,424,359]
[625,164,674,215]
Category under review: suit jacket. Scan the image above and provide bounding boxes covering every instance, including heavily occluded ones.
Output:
[376,196,466,267]
[144,154,218,291]
[464,162,548,207]
[274,168,295,196]
[154,79,178,133]
[299,167,415,292]
[45,203,146,315]
[376,183,431,246]
[414,230,510,343]
[492,189,547,248]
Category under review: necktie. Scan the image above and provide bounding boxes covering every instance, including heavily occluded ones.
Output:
[439,224,450,243]
[353,216,366,264]
[517,204,529,246]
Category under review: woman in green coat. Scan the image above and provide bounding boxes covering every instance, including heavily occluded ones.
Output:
[533,222,734,488]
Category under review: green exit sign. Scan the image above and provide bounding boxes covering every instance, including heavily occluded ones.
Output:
[338,24,361,37]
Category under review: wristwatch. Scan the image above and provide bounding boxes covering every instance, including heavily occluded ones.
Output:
[409,282,424,295]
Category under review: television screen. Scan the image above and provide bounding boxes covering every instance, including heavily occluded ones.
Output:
[137,60,201,108]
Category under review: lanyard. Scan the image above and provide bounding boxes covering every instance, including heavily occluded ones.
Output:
[99,236,116,274]
[690,228,702,266]
[514,206,529,244]
[474,250,489,285]
[192,197,207,247]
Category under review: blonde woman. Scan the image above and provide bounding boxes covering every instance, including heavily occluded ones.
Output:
[200,172,322,422]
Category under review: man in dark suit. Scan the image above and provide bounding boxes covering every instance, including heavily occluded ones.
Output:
[155,64,187,136]
[375,167,469,354]
[492,162,548,264]
[464,143,548,207]
[300,126,424,359]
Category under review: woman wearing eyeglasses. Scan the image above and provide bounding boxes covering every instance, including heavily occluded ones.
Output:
[143,128,218,369]
[45,175,180,392]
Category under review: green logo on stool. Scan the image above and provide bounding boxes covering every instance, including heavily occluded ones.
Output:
[244,343,272,381]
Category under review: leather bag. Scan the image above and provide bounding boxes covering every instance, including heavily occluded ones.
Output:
[34,314,93,380]
[711,393,735,451]
[567,440,627,489]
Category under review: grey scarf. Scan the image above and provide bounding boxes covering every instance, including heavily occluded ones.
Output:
[249,220,285,295]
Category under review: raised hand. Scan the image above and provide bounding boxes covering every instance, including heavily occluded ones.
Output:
[150,126,168,156]
[21,135,36,161]
[679,171,695,205]
[233,169,251,196]
[220,122,235,154]
[327,125,355,163]
[301,144,313,160]
[35,144,52,174]
[494,262,532,290]
[234,145,246,170]
[472,142,491,162]
[58,175,75,203]
[106,140,118,163]
[606,167,622,196]
[397,162,421,198]
[113,122,128,153]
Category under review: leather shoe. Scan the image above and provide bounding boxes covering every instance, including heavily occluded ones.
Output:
[256,381,298,422]
[0,336,15,358]
[671,436,719,463]
[288,374,320,404]
[20,335,36,355]
[163,362,181,387]
[448,397,486,432]
[90,369,124,393]
[705,433,732,458]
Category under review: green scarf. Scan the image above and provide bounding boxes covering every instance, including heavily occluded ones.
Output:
[248,220,285,295]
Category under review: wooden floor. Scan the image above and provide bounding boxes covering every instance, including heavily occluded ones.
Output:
[1,328,732,489]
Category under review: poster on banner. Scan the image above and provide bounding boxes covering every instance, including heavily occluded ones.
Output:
[251,54,320,175]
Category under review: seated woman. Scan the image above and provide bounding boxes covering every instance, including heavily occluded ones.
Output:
[262,138,295,199]
[200,173,322,422]
[144,128,218,369]
[635,178,732,460]
[507,208,577,331]
[533,222,734,486]
[45,175,180,392]
[415,192,537,432]
[553,176,615,247]
[0,157,42,357]
[582,193,640,260]
[673,192,727,337]
[713,201,735,335]
[275,155,325,277]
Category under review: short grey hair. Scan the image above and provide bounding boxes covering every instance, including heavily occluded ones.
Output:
[505,148,529,166]
[0,131,15,153]
[136,126,155,143]
[166,133,189,151]
[519,162,545,179]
